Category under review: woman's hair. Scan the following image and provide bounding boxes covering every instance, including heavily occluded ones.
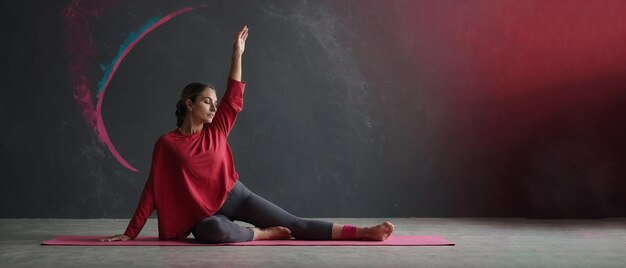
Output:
[175,82,216,128]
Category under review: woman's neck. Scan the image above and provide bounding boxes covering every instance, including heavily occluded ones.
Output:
[179,120,203,135]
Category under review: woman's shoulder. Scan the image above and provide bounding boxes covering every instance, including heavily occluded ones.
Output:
[151,130,176,146]
[150,131,178,154]
[159,129,180,141]
[156,128,203,146]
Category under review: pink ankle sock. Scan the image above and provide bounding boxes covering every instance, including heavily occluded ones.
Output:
[339,224,357,240]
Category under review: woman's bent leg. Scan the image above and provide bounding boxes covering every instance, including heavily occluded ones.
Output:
[191,214,253,243]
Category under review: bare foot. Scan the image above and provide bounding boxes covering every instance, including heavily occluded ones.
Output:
[361,221,395,241]
[251,226,292,240]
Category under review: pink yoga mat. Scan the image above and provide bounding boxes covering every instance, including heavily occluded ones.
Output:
[42,235,454,246]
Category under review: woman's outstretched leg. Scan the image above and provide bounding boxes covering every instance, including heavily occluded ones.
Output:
[233,188,333,240]
[230,181,395,240]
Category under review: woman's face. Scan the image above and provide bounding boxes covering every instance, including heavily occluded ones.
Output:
[187,88,218,124]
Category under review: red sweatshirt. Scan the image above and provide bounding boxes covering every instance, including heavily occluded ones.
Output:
[124,78,245,240]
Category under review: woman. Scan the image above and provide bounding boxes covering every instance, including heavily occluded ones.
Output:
[100,26,394,243]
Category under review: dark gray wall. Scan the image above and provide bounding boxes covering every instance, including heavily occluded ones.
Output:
[2,0,625,218]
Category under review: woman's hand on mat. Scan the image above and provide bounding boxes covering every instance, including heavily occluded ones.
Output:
[233,25,249,55]
[99,234,131,242]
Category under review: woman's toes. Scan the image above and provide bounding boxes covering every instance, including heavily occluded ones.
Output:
[385,221,395,231]
[275,226,292,239]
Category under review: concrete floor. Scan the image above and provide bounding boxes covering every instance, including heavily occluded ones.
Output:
[1,218,625,267]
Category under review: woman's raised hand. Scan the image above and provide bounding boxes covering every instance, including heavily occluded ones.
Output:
[229,25,248,81]
[233,25,249,55]
[99,234,131,242]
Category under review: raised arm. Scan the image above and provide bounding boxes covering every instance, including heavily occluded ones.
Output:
[210,26,249,136]
[229,25,248,82]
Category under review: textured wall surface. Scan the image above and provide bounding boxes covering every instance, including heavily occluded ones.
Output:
[2,0,625,218]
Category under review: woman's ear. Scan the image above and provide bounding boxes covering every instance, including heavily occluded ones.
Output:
[185,99,193,111]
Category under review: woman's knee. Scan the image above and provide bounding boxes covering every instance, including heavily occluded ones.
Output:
[193,217,230,243]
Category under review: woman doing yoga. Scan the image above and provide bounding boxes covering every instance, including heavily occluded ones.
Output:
[100,26,394,243]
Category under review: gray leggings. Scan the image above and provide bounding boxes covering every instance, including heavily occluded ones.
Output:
[191,180,333,243]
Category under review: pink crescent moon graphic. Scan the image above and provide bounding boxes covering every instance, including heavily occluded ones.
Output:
[64,4,206,172]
